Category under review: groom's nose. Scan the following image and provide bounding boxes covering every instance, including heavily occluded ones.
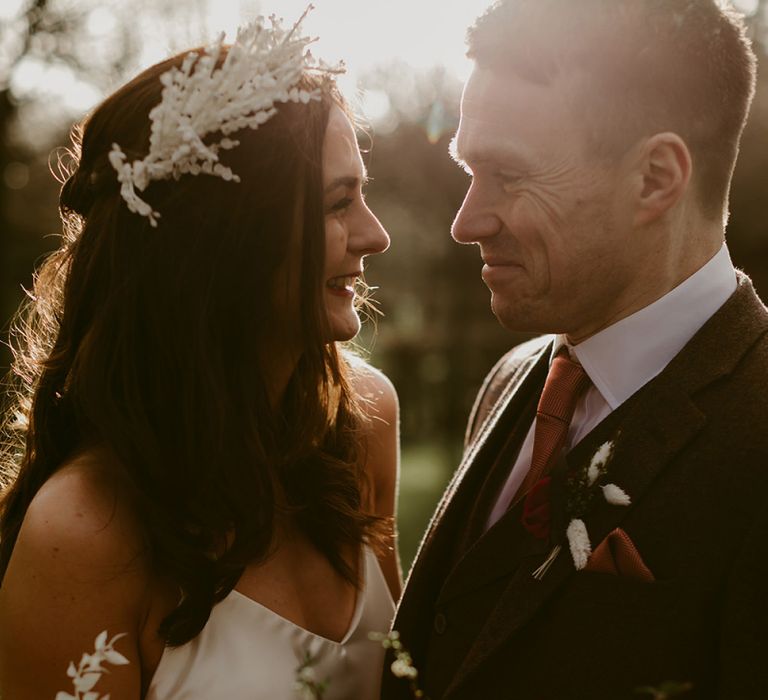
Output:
[452,182,501,244]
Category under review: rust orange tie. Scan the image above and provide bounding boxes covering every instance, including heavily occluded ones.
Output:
[513,349,592,504]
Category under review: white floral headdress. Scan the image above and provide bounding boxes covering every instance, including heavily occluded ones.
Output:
[108,7,342,227]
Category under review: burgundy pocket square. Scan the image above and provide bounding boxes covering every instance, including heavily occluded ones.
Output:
[584,528,655,582]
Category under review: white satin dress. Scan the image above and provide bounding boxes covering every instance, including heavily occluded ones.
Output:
[146,547,395,700]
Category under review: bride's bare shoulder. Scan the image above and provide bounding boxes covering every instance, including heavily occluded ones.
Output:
[0,448,149,697]
[344,353,399,427]
[344,354,399,512]
[20,448,145,571]
[342,355,403,592]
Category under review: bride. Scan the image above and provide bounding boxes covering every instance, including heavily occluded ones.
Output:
[0,14,400,699]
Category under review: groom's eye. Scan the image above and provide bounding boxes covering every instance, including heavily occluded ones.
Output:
[498,172,525,191]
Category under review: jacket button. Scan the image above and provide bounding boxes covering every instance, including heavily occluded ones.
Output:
[433,612,447,635]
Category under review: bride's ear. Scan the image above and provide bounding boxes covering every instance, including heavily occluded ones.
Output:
[632,133,692,227]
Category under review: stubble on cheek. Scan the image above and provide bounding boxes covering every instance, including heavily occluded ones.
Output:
[490,230,573,332]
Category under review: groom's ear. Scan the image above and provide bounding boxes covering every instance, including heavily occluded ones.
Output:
[631,132,692,227]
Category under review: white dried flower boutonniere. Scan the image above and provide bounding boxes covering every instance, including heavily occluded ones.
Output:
[601,482,631,506]
[587,440,613,485]
[56,630,129,700]
[533,439,632,579]
[566,518,592,571]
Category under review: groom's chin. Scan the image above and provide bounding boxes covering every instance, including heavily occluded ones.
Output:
[490,298,539,335]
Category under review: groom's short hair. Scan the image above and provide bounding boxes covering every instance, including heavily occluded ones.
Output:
[466,0,757,219]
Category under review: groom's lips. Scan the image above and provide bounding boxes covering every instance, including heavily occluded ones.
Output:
[481,257,525,285]
[482,255,523,266]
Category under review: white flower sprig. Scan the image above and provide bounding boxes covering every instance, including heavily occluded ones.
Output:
[56,631,129,700]
[586,440,613,485]
[109,7,343,227]
[566,519,592,571]
[602,482,631,506]
[369,631,424,698]
[294,650,330,700]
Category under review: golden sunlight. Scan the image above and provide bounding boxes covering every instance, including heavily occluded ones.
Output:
[220,0,494,80]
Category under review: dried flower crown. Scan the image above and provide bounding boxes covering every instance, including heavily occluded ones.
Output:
[108,7,342,227]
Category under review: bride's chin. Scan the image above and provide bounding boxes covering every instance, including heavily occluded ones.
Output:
[326,310,361,343]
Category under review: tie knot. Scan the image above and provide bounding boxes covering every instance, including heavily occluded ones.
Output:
[537,350,591,423]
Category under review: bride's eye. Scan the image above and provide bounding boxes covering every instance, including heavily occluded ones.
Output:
[330,196,354,213]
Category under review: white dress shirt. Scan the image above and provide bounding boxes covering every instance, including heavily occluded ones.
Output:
[485,244,738,531]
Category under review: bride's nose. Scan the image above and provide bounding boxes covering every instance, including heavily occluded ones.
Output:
[350,204,390,256]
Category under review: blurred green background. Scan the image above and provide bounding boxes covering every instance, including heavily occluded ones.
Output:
[2,1,768,575]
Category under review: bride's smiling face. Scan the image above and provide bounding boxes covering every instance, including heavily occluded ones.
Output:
[321,106,390,341]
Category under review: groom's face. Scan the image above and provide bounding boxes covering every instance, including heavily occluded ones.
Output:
[451,66,639,340]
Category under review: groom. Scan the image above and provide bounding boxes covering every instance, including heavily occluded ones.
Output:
[383,2,768,699]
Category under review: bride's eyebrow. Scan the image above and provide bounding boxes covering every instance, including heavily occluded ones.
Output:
[325,176,359,193]
[324,171,370,194]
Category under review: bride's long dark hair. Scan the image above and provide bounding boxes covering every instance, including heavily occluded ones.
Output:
[0,49,386,646]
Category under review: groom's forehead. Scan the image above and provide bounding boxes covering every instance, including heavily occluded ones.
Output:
[456,66,593,154]
[453,120,530,171]
[461,66,581,125]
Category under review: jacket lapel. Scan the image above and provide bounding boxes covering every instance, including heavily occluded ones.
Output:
[444,273,768,698]
[428,338,552,537]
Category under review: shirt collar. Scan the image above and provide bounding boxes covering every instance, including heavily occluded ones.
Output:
[552,244,737,409]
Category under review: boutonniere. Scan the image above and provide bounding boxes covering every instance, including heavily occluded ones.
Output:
[525,438,632,580]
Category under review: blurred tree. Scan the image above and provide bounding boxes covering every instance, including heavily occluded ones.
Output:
[1,1,129,311]
[0,0,207,375]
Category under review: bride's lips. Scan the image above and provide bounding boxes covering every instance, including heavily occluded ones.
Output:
[326,272,361,298]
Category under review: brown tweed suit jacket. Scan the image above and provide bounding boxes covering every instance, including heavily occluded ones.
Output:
[382,273,768,700]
